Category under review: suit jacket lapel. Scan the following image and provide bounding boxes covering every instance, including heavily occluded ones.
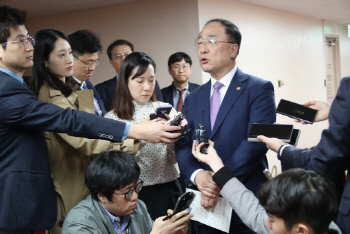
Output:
[211,68,247,137]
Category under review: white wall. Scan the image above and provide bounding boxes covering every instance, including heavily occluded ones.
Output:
[324,21,350,79]
[25,0,202,88]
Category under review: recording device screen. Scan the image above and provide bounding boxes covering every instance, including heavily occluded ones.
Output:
[248,123,294,143]
[276,99,317,124]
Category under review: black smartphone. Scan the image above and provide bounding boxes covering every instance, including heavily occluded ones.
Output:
[155,106,172,119]
[248,123,294,143]
[289,129,301,146]
[276,99,318,124]
[163,191,195,221]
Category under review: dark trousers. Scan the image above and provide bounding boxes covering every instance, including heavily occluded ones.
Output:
[138,180,181,220]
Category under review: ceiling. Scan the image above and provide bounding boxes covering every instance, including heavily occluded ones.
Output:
[1,0,349,25]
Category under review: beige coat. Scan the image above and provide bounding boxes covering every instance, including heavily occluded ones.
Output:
[38,83,138,234]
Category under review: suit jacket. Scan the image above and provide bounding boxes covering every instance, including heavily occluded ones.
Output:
[161,82,200,107]
[280,77,350,234]
[95,76,163,111]
[85,80,107,116]
[62,195,154,234]
[175,68,275,233]
[38,83,138,234]
[0,71,126,230]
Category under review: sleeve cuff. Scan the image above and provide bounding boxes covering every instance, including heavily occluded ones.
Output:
[122,123,131,140]
[278,144,290,159]
[212,167,234,189]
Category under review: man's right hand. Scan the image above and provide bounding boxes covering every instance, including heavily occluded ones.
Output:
[128,122,181,143]
[151,210,193,234]
[295,100,330,124]
[194,170,220,198]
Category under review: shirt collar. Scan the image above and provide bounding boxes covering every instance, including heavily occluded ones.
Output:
[0,67,24,83]
[210,65,237,89]
[99,202,131,228]
[173,82,189,91]
[73,76,85,89]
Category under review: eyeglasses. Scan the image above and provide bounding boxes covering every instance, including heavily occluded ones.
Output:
[194,38,235,47]
[172,65,190,71]
[114,180,143,200]
[73,55,100,67]
[115,53,131,60]
[1,35,35,48]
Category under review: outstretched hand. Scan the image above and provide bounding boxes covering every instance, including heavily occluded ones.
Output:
[192,140,224,173]
[128,122,181,144]
[257,135,287,152]
[295,99,330,124]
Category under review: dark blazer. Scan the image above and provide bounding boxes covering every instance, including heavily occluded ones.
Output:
[0,71,126,230]
[161,82,200,107]
[85,80,107,116]
[176,68,276,234]
[95,76,163,112]
[280,77,350,234]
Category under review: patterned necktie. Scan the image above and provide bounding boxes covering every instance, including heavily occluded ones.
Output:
[177,89,187,112]
[210,81,223,130]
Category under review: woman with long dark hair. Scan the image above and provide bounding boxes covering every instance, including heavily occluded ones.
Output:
[30,29,137,234]
[105,52,181,220]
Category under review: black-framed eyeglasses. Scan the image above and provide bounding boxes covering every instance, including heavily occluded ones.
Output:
[73,54,100,67]
[1,35,35,48]
[194,38,235,47]
[114,180,144,200]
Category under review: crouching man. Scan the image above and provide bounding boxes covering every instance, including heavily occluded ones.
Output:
[62,151,193,234]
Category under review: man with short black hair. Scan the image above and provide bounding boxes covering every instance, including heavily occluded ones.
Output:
[161,52,199,112]
[0,5,181,233]
[62,151,192,234]
[95,39,163,111]
[68,30,106,115]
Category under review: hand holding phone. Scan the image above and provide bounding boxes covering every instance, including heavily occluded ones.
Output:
[150,106,172,120]
[277,99,318,124]
[163,191,195,221]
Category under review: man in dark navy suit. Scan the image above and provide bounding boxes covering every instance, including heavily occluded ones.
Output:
[95,39,163,111]
[161,52,200,112]
[258,81,350,234]
[68,30,107,116]
[0,5,180,233]
[175,19,275,234]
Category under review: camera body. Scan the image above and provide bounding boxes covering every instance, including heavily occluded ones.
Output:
[195,123,209,154]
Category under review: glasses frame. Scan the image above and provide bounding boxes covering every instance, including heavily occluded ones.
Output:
[194,38,235,47]
[171,65,190,72]
[114,180,144,200]
[73,54,100,67]
[1,35,35,48]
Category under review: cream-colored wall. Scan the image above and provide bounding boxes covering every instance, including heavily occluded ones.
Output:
[198,0,337,175]
[25,0,201,88]
[324,21,350,79]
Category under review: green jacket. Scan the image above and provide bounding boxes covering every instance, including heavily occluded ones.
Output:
[62,195,154,234]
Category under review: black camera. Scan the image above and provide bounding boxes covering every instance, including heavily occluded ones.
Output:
[167,110,191,138]
[195,123,209,154]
